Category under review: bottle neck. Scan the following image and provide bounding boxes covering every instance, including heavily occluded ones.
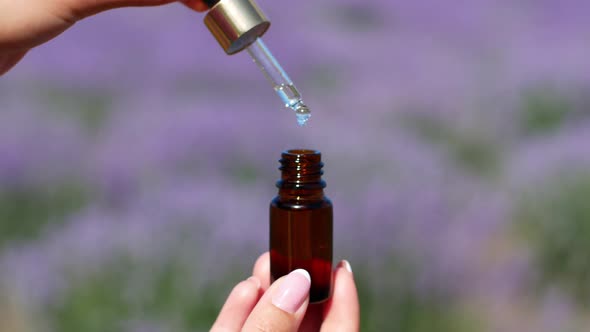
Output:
[276,150,326,202]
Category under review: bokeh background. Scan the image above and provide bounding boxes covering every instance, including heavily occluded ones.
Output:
[1,0,590,330]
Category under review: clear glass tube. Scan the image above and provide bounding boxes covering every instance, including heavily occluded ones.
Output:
[246,38,311,126]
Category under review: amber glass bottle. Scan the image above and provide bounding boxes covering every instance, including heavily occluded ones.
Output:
[270,149,333,303]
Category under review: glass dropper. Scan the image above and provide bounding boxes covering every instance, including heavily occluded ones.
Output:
[246,38,311,126]
[202,0,310,125]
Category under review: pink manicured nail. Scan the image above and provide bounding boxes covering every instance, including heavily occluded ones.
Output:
[272,269,311,314]
[341,260,353,273]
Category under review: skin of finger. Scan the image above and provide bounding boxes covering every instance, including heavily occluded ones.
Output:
[210,277,262,332]
[0,50,28,76]
[252,252,271,291]
[182,0,208,12]
[319,264,360,332]
[0,0,74,51]
[242,276,309,332]
[61,0,181,20]
[0,0,196,54]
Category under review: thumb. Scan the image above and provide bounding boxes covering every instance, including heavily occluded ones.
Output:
[242,269,311,332]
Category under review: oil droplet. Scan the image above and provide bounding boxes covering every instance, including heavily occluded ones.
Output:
[296,113,311,126]
[293,102,311,126]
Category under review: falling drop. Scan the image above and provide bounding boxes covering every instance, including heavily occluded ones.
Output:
[293,102,311,126]
[296,113,311,126]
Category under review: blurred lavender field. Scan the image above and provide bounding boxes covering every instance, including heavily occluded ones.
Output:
[1,0,590,330]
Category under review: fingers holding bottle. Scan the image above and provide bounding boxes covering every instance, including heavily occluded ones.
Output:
[320,260,360,332]
[242,269,311,332]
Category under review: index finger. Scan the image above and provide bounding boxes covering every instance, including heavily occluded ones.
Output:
[183,0,208,11]
[320,260,360,332]
[64,0,203,20]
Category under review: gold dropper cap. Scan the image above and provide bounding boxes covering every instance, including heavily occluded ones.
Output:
[204,0,271,55]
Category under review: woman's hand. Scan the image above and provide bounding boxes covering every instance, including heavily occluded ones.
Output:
[0,0,206,75]
[211,252,360,332]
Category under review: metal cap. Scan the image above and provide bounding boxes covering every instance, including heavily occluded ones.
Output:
[204,0,271,55]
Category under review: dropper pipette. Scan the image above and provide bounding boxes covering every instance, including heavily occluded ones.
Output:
[202,0,311,126]
[246,38,310,126]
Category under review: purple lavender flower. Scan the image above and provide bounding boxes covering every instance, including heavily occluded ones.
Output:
[0,107,86,188]
[2,0,590,330]
[506,122,590,187]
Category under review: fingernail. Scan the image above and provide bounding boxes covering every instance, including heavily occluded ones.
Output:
[247,276,261,289]
[341,260,353,273]
[272,269,311,314]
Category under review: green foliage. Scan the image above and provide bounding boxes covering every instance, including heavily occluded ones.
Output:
[355,257,479,332]
[230,163,260,184]
[516,172,590,304]
[42,249,483,332]
[520,90,571,135]
[0,184,87,247]
[41,86,112,132]
[50,262,131,332]
[405,114,500,176]
[305,63,345,93]
[48,256,238,332]
[317,3,383,31]
[448,137,499,176]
